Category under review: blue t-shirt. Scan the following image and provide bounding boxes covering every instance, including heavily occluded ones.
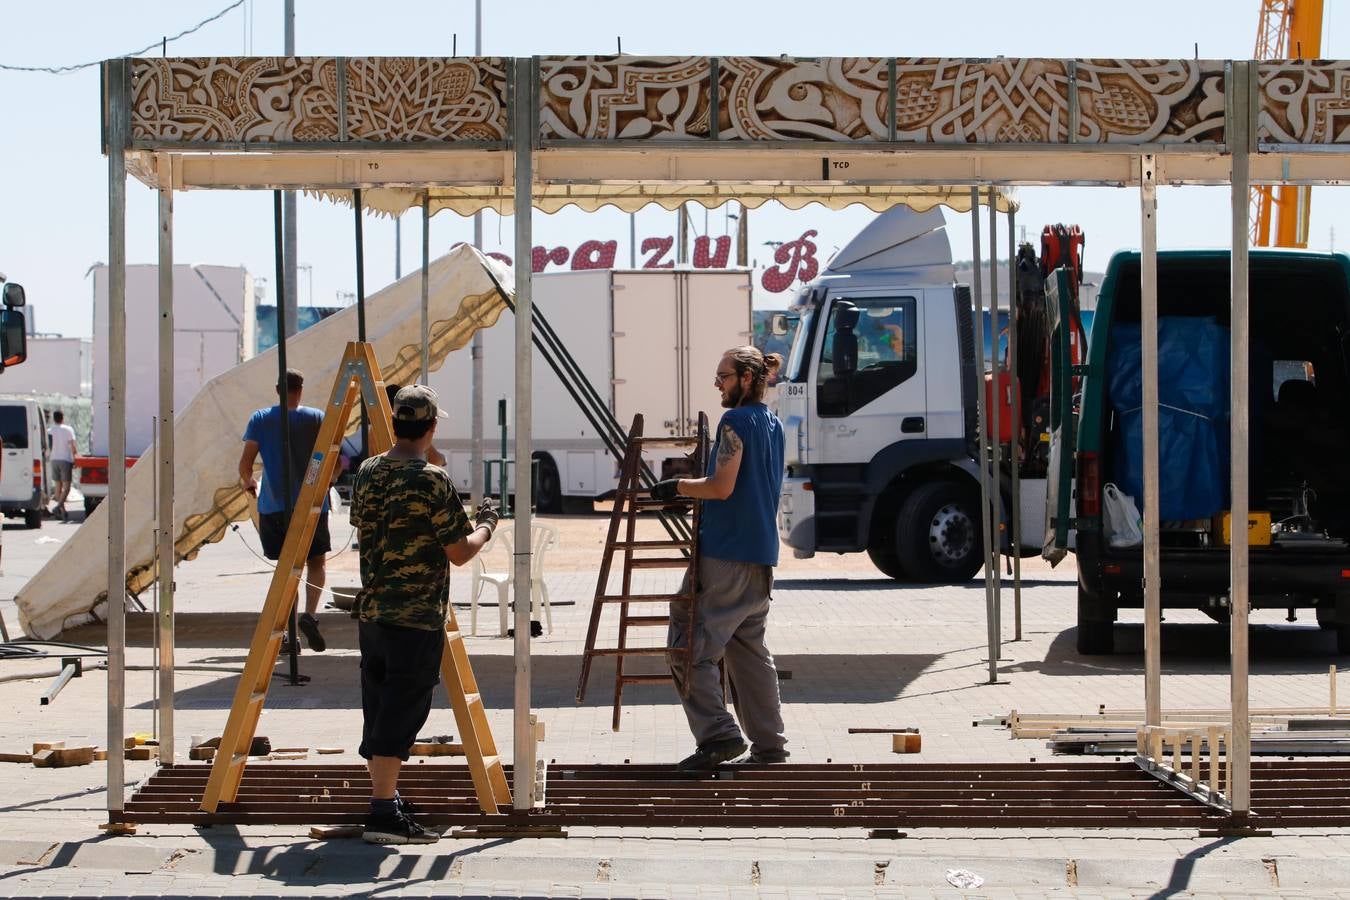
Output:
[242,405,329,515]
[699,403,785,566]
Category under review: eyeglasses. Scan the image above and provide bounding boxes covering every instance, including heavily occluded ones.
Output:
[714,370,737,384]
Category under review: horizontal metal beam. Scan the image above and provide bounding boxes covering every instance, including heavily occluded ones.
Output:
[131,145,1350,196]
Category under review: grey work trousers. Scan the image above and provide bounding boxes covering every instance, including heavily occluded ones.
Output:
[668,556,787,755]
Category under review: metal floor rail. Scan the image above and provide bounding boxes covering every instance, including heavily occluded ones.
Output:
[104,760,1321,829]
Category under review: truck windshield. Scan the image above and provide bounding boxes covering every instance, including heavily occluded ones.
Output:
[784,308,815,383]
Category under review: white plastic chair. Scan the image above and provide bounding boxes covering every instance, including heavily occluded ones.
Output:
[467,523,558,636]
[529,522,558,634]
[469,529,513,637]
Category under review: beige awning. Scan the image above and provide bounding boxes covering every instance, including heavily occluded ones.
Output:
[309,182,1017,218]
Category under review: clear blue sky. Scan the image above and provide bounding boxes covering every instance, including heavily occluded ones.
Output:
[3,0,1348,338]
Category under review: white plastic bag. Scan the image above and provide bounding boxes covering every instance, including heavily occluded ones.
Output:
[1103,482,1144,548]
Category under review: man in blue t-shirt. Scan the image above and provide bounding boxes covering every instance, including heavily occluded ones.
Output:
[238,369,331,653]
[651,346,789,771]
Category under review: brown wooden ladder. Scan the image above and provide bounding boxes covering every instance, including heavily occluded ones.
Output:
[575,413,709,730]
[200,341,510,815]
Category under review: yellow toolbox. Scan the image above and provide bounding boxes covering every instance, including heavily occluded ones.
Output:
[1213,510,1272,546]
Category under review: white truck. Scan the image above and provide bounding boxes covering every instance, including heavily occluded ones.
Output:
[429,268,753,511]
[81,264,256,513]
[776,206,1047,581]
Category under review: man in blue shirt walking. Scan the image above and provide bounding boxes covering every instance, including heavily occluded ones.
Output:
[651,346,788,770]
[238,369,332,653]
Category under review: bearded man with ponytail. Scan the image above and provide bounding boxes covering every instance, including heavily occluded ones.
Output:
[650,346,789,770]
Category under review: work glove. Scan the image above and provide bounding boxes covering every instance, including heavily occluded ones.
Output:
[474,497,500,531]
[650,479,682,502]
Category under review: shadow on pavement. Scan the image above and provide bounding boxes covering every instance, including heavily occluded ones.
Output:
[1008,622,1348,678]
[773,577,1074,591]
[137,650,942,712]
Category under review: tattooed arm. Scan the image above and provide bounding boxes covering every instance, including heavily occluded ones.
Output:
[675,423,744,501]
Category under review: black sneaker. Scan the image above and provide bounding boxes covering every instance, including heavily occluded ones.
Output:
[299,613,326,652]
[750,748,790,764]
[676,737,747,771]
[362,810,440,845]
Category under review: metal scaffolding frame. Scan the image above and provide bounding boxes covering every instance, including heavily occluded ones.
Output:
[99,55,1344,824]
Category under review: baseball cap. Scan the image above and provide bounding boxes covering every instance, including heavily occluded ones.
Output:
[391,384,448,422]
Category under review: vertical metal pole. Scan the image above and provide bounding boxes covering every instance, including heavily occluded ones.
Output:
[677,204,689,264]
[970,188,996,684]
[282,0,297,340]
[1229,61,1253,815]
[1007,206,1023,641]
[469,11,485,504]
[628,213,637,268]
[511,57,536,809]
[394,216,402,280]
[471,218,484,504]
[987,190,1003,655]
[274,191,300,686]
[354,188,369,460]
[1140,154,1162,727]
[420,194,430,383]
[106,59,129,812]
[156,157,176,764]
[737,202,749,267]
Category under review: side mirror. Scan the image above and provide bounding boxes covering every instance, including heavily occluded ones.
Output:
[0,309,27,369]
[770,313,793,336]
[2,282,25,308]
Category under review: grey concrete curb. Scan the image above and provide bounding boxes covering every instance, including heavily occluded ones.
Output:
[0,839,1302,892]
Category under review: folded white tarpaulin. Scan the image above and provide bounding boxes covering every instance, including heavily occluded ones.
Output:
[17,245,510,639]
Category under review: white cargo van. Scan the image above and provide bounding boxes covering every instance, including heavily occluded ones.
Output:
[0,398,47,528]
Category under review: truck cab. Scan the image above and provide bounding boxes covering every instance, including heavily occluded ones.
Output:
[1047,249,1350,654]
[777,207,987,581]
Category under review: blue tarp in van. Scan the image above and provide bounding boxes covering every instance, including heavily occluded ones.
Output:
[1108,317,1229,521]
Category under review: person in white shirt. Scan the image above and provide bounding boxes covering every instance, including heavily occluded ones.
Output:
[47,410,77,521]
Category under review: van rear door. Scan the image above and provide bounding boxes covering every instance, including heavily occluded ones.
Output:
[1043,268,1075,563]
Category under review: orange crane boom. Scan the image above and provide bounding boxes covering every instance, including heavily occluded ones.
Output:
[1252,0,1324,247]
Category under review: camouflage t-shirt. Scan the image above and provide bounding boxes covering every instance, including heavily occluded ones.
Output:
[350,455,473,631]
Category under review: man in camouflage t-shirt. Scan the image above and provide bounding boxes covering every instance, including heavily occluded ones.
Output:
[350,384,497,845]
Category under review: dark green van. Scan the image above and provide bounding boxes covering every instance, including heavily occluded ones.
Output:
[1045,249,1350,654]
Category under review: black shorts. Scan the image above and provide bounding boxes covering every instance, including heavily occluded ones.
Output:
[258,510,331,561]
[358,619,443,761]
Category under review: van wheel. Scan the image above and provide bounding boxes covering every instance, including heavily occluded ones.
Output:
[23,508,41,529]
[1076,584,1116,654]
[896,481,982,583]
[533,453,562,515]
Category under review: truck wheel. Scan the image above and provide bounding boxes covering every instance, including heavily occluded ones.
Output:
[1336,595,1350,655]
[534,453,562,515]
[895,481,982,583]
[1076,584,1116,655]
[866,535,906,580]
[23,508,41,530]
[1317,603,1336,630]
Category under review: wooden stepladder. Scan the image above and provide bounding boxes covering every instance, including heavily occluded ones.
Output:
[201,341,510,814]
[575,413,709,730]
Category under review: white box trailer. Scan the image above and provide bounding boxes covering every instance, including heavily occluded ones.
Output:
[0,337,92,399]
[82,264,255,512]
[429,268,753,511]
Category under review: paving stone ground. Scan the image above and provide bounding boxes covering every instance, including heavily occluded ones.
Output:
[1,505,1348,897]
